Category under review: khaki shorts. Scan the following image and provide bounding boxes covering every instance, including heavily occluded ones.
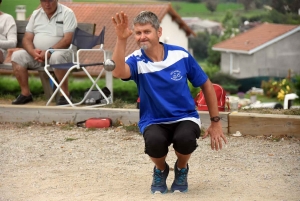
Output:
[11,49,72,69]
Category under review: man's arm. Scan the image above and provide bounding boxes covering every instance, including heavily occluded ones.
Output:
[201,79,228,150]
[22,32,38,58]
[111,11,132,79]
[0,15,17,49]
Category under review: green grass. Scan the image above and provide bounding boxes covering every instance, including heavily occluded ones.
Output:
[172,2,267,22]
[1,0,268,23]
[0,0,39,19]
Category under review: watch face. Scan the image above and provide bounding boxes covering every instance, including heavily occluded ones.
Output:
[211,116,221,122]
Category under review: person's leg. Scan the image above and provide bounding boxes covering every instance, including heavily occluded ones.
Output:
[50,51,71,98]
[0,50,4,64]
[12,61,30,96]
[11,50,39,104]
[171,121,200,193]
[174,151,191,169]
[143,124,172,194]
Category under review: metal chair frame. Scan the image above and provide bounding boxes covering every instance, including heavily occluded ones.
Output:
[44,27,112,108]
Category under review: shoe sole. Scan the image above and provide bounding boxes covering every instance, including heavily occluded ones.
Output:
[151,189,168,194]
[171,189,188,193]
[12,99,33,105]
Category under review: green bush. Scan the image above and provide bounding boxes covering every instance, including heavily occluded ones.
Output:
[201,62,220,79]
[0,75,43,97]
[0,76,139,103]
[210,72,239,93]
[261,78,295,101]
[293,75,300,97]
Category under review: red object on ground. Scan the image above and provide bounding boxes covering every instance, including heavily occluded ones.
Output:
[77,118,112,128]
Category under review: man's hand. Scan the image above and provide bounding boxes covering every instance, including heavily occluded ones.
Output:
[111,11,133,40]
[34,49,50,63]
[33,49,43,62]
[202,122,228,151]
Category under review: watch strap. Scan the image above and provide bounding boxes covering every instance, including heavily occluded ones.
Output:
[49,47,54,54]
[210,116,221,122]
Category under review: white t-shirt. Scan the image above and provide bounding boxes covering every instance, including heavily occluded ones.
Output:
[0,12,17,57]
[26,3,77,50]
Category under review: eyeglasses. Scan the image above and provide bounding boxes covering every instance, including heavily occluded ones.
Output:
[40,0,55,3]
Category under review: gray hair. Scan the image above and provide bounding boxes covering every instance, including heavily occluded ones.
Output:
[133,11,160,30]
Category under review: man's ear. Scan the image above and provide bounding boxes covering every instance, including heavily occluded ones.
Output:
[157,27,162,37]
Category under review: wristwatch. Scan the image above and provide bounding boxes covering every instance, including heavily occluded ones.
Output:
[48,47,54,55]
[210,116,221,122]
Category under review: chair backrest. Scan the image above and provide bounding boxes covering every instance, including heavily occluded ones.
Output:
[72,26,105,49]
[194,83,227,111]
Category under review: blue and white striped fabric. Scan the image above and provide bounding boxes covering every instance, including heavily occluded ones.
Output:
[125,43,208,133]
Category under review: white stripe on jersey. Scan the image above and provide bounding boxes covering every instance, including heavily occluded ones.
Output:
[136,50,189,74]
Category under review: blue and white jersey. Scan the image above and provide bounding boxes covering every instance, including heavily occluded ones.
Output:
[125,43,208,134]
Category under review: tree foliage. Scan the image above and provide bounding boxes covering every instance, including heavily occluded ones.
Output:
[238,0,255,11]
[189,32,210,60]
[271,0,300,14]
[205,0,218,13]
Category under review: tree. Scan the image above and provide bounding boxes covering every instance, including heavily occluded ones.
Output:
[205,0,218,13]
[207,35,221,65]
[238,0,255,11]
[271,0,300,14]
[207,11,239,66]
[189,31,210,60]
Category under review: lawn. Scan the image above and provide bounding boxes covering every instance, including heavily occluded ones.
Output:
[1,0,268,22]
[171,2,267,22]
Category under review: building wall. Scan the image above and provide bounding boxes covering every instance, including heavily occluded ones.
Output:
[220,30,300,79]
[160,14,188,50]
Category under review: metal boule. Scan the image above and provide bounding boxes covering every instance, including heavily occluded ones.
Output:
[103,59,116,71]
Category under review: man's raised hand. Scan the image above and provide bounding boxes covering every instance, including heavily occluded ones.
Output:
[112,11,133,40]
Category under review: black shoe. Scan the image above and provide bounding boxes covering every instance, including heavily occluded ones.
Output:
[12,94,33,105]
[57,95,72,105]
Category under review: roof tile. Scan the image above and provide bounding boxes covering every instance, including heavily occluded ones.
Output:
[213,23,298,53]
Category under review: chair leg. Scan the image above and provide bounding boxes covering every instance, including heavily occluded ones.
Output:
[38,71,54,100]
[44,66,76,107]
[80,67,111,108]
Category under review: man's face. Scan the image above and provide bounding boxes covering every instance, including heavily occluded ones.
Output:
[133,23,162,50]
[40,0,58,15]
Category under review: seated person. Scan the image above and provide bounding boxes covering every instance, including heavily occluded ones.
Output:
[0,0,17,64]
[11,0,77,105]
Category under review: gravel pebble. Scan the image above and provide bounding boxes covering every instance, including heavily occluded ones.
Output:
[0,122,299,201]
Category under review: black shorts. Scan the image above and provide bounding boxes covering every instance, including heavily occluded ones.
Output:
[143,121,201,158]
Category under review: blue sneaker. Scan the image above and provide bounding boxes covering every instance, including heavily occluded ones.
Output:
[151,163,169,194]
[171,161,189,193]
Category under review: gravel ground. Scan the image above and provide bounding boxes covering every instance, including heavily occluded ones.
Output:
[0,122,299,201]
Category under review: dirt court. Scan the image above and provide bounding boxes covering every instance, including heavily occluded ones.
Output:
[0,122,299,201]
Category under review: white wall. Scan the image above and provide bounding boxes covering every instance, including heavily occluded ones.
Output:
[160,14,188,50]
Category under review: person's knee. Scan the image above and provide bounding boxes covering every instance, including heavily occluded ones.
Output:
[144,132,169,158]
[173,122,200,155]
[11,50,27,67]
[50,52,71,64]
[173,137,198,155]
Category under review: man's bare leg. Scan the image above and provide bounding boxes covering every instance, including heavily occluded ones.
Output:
[54,69,69,97]
[12,61,31,96]
[175,151,191,169]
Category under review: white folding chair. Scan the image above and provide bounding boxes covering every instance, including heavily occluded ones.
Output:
[44,26,115,108]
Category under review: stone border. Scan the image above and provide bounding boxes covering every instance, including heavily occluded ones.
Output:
[1,105,299,137]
